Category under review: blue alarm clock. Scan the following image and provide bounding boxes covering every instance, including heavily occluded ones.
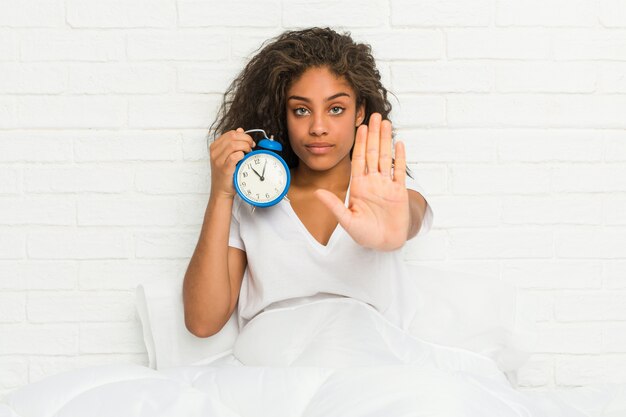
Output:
[233,129,291,207]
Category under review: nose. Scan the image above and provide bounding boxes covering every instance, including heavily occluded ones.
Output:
[309,113,328,137]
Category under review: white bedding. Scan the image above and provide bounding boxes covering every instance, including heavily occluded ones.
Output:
[3,297,625,417]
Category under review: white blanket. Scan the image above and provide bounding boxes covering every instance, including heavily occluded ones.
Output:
[4,297,616,417]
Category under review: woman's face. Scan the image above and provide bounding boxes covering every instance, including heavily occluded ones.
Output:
[285,66,365,173]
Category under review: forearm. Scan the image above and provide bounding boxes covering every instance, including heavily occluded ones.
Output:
[407,190,427,240]
[183,194,234,337]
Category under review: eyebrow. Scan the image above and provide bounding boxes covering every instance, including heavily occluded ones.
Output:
[287,92,351,103]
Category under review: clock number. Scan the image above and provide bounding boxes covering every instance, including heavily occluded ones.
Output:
[254,159,260,165]
[241,181,246,187]
[242,172,248,178]
[265,193,270,198]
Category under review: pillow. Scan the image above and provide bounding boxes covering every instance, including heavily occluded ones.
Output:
[135,266,537,383]
[135,279,238,369]
[404,263,538,387]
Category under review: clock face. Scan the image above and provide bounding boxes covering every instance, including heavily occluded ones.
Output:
[234,151,289,206]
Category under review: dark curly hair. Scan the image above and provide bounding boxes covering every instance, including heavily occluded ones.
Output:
[208,27,396,169]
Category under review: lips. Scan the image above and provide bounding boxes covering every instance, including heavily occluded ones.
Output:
[305,142,334,155]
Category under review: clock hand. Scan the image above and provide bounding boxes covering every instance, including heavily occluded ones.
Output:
[249,164,263,179]
[261,160,267,181]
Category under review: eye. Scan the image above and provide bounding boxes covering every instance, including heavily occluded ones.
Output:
[329,106,345,115]
[294,107,309,116]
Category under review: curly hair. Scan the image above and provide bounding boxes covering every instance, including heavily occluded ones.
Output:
[208,27,395,169]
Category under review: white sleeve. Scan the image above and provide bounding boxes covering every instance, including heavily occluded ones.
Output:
[228,196,246,251]
[405,173,434,237]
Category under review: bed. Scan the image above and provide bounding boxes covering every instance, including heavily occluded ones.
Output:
[1,264,625,417]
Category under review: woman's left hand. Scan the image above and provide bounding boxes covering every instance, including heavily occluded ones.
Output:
[315,113,409,251]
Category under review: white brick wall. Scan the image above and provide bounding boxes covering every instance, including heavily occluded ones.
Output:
[0,0,624,397]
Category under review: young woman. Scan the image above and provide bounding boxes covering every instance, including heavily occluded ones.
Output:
[183,27,433,337]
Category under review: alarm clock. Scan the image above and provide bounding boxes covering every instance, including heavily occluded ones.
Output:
[233,129,291,207]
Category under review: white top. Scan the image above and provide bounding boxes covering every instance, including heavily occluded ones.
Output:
[228,174,434,331]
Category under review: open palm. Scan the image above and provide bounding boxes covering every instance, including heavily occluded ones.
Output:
[316,113,409,251]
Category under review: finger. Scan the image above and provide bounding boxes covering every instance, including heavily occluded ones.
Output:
[351,124,367,178]
[393,140,407,186]
[225,151,245,170]
[221,141,252,167]
[233,128,256,148]
[366,113,381,174]
[315,189,352,229]
[379,119,393,178]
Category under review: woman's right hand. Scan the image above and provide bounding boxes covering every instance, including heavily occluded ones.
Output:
[209,127,256,199]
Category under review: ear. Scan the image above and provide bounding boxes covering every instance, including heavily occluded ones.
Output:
[355,103,366,126]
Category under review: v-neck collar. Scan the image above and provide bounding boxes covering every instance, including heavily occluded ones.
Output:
[281,182,351,254]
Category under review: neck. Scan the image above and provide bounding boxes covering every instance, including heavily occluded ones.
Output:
[291,157,351,193]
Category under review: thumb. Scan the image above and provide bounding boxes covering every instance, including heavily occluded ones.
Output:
[315,189,352,229]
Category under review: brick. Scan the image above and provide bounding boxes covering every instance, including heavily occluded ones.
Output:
[495,62,595,93]
[555,290,626,320]
[0,231,25,260]
[0,0,63,27]
[556,228,626,259]
[27,231,129,260]
[448,94,626,128]
[182,130,211,161]
[498,130,603,162]
[24,166,133,193]
[0,97,16,129]
[0,134,72,162]
[0,197,74,226]
[178,1,280,27]
[17,97,126,129]
[135,163,210,194]
[78,260,185,290]
[600,0,626,27]
[450,165,551,194]
[392,95,446,128]
[427,196,500,227]
[20,30,125,62]
[448,29,551,60]
[501,260,602,289]
[605,196,626,225]
[407,260,500,278]
[127,32,229,61]
[406,164,447,195]
[401,129,496,162]
[0,262,23,290]
[0,324,77,355]
[604,130,626,161]
[22,261,78,290]
[77,197,179,226]
[74,131,181,162]
[27,291,135,322]
[517,289,554,321]
[128,96,219,129]
[403,230,447,261]
[533,323,603,354]
[177,64,241,94]
[134,232,198,259]
[0,168,19,194]
[502,195,602,225]
[66,0,175,28]
[177,197,211,226]
[68,63,174,94]
[605,261,626,289]
[0,30,18,61]
[79,321,145,353]
[231,32,281,64]
[556,355,626,385]
[516,354,554,387]
[0,63,66,94]
[392,62,492,93]
[283,1,386,28]
[448,228,553,259]
[552,165,606,193]
[554,29,626,60]
[391,0,491,27]
[599,63,626,93]
[352,30,444,61]
[0,358,27,390]
[496,0,596,27]
[604,323,626,352]
[0,292,26,323]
